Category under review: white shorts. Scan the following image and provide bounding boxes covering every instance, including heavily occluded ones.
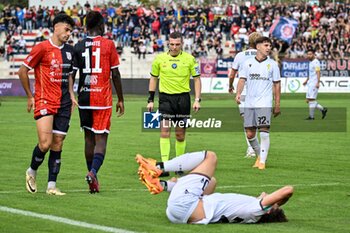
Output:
[166,172,210,224]
[194,193,267,224]
[306,86,318,99]
[243,108,272,128]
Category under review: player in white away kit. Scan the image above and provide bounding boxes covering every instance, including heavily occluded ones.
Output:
[236,37,281,170]
[136,151,293,224]
[303,48,327,120]
[228,32,261,158]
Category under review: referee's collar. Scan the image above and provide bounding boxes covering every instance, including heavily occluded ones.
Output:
[167,50,183,57]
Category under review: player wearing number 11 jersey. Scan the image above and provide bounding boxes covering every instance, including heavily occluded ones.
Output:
[70,11,124,193]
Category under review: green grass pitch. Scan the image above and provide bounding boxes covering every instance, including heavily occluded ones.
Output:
[0,93,349,233]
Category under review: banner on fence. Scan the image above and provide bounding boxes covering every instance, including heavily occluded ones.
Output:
[216,58,233,78]
[200,58,217,78]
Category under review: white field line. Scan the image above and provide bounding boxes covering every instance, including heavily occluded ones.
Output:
[0,182,345,194]
[0,206,137,233]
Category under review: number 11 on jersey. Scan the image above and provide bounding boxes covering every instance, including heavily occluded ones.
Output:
[82,48,102,74]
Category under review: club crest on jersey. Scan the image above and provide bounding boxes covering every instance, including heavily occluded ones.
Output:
[267,64,271,71]
[66,52,72,60]
[172,63,177,69]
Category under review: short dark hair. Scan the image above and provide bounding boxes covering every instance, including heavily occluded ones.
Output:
[258,208,288,223]
[255,36,272,45]
[52,13,75,28]
[169,31,182,41]
[86,11,104,31]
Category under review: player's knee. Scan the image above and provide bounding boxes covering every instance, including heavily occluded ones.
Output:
[175,132,185,141]
[160,131,170,138]
[50,141,63,151]
[38,140,51,152]
[210,176,217,186]
[246,131,256,139]
[206,151,217,167]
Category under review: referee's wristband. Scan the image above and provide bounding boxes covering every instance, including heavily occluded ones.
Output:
[148,91,155,103]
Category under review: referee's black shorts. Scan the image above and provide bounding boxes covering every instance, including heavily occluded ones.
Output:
[159,92,191,121]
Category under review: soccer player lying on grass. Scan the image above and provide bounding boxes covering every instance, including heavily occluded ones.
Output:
[136,151,293,224]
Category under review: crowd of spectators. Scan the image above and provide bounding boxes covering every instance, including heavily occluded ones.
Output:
[0,1,349,62]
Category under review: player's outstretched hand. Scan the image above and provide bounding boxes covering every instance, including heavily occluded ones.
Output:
[116,100,124,117]
[147,102,154,112]
[193,101,200,113]
[27,97,34,112]
[273,106,281,118]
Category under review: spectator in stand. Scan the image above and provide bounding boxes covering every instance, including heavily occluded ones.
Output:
[33,27,44,45]
[151,17,161,37]
[138,41,146,59]
[24,7,34,33]
[16,35,27,54]
[215,44,223,58]
[156,36,164,52]
[16,6,24,29]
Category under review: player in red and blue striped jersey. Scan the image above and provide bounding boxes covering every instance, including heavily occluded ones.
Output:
[70,11,124,193]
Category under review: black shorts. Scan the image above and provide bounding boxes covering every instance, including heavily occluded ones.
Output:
[35,105,71,135]
[159,92,191,121]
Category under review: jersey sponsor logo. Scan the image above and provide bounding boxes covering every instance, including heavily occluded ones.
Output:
[81,87,102,92]
[84,75,98,85]
[50,78,68,83]
[249,73,269,80]
[172,63,177,69]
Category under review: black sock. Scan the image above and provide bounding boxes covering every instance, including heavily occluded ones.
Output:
[48,150,61,182]
[86,160,92,171]
[30,145,46,170]
[91,153,104,176]
[160,180,168,191]
[156,162,164,171]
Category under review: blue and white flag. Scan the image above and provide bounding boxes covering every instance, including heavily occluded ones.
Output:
[270,17,298,45]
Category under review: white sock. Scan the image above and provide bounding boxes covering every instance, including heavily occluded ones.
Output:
[248,136,260,156]
[27,167,37,177]
[163,151,206,172]
[244,130,254,151]
[259,132,270,164]
[47,181,56,190]
[309,101,316,118]
[315,101,324,111]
